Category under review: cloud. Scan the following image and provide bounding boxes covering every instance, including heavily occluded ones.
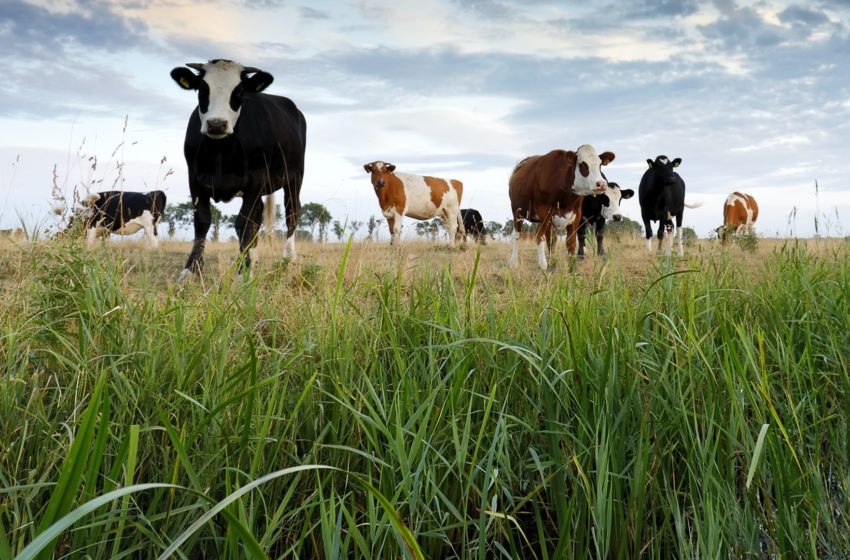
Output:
[779,5,830,27]
[0,0,151,57]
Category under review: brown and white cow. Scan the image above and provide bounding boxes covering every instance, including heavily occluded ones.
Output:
[717,191,758,243]
[363,161,465,246]
[508,145,614,270]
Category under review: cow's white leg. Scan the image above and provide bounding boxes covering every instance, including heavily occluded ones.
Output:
[445,214,458,248]
[144,223,159,249]
[677,226,684,256]
[391,218,402,245]
[282,234,297,259]
[508,229,520,268]
[647,237,653,252]
[537,240,548,270]
[86,227,98,247]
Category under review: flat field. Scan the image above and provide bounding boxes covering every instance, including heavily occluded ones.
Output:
[1,235,848,559]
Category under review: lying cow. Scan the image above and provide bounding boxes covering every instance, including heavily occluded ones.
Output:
[577,182,634,258]
[638,155,701,256]
[460,208,487,244]
[69,190,166,248]
[363,161,465,246]
[508,145,614,270]
[716,191,758,244]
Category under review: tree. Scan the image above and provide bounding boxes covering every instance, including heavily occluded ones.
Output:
[299,202,332,241]
[163,201,226,241]
[605,217,642,240]
[366,215,383,242]
[415,219,441,240]
[163,202,194,238]
[485,221,503,240]
[332,220,346,242]
[348,220,363,239]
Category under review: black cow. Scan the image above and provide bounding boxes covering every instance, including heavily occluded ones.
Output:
[460,208,487,244]
[71,190,166,247]
[171,59,307,278]
[577,182,634,257]
[638,155,700,256]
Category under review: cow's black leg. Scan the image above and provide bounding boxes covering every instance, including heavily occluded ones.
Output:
[181,194,212,278]
[596,219,606,256]
[235,197,265,274]
[642,215,654,253]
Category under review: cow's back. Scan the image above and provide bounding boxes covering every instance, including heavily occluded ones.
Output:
[510,150,574,212]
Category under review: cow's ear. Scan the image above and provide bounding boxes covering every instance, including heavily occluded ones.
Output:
[386,164,396,172]
[171,67,200,90]
[621,189,635,199]
[363,163,373,173]
[646,159,654,169]
[243,71,274,93]
[599,151,615,165]
[672,158,682,168]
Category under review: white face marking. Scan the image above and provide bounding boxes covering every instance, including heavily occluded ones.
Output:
[572,145,608,196]
[658,156,669,164]
[199,60,245,138]
[600,185,625,222]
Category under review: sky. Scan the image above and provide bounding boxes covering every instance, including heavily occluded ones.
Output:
[1,0,849,240]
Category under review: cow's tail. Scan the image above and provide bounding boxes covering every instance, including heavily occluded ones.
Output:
[684,201,703,209]
[265,192,276,240]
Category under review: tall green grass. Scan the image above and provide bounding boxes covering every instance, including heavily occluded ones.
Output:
[1,239,848,558]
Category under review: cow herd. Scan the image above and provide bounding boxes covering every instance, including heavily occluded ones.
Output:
[58,59,761,276]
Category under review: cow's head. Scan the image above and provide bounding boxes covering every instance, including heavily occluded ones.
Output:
[171,59,273,139]
[646,155,682,186]
[597,182,634,222]
[573,145,615,196]
[363,161,396,190]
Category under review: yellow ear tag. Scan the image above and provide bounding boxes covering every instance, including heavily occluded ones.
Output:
[180,78,190,89]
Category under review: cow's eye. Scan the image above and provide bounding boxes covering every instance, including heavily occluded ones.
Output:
[198,81,210,113]
[229,84,245,111]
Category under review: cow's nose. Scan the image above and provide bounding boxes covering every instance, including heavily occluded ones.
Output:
[612,215,622,222]
[206,119,228,135]
[595,180,607,193]
[376,179,385,188]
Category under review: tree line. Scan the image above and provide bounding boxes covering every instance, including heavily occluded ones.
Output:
[162,201,672,242]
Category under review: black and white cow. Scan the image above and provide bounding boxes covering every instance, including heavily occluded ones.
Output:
[638,155,700,256]
[171,59,307,278]
[72,191,166,247]
[460,208,487,244]
[577,182,634,257]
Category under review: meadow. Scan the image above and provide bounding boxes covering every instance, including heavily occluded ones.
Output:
[1,234,848,559]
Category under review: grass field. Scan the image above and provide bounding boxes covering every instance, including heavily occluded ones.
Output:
[1,234,848,559]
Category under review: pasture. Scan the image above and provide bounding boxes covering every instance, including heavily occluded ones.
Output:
[1,235,848,559]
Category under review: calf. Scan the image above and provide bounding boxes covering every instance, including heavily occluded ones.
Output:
[638,155,700,256]
[717,192,758,244]
[577,182,634,257]
[72,190,166,247]
[363,161,465,246]
[508,145,614,270]
[460,208,487,244]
